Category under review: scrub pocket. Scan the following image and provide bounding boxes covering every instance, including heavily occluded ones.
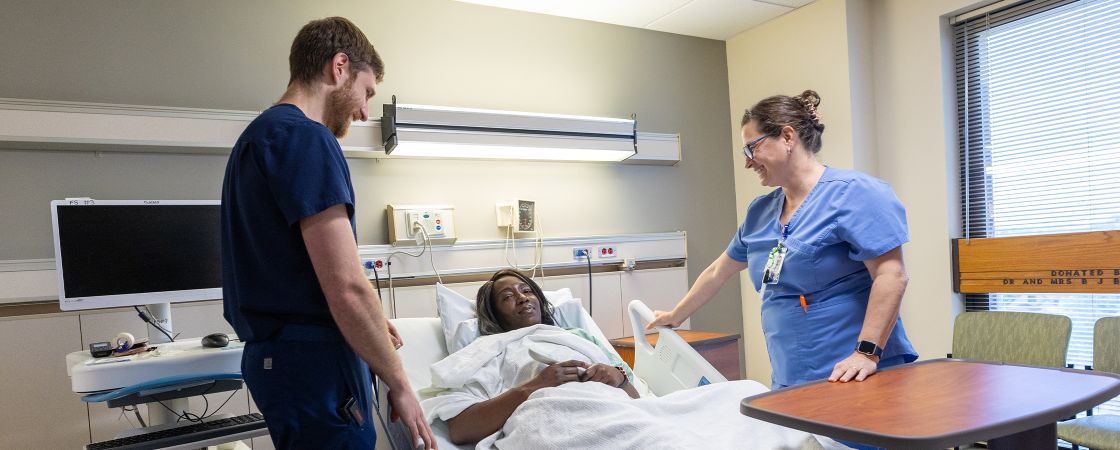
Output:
[242,336,376,450]
[793,296,867,382]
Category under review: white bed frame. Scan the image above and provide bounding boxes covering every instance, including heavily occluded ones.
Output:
[373,300,728,450]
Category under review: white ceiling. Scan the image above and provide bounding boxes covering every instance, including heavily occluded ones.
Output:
[454,0,815,41]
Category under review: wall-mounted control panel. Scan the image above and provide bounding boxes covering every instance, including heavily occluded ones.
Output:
[387,204,457,246]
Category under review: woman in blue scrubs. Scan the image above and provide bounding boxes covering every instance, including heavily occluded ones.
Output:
[648,90,917,390]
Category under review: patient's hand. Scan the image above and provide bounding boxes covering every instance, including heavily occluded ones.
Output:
[526,360,587,392]
[581,363,625,387]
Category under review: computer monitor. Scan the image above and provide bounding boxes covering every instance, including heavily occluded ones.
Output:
[51,199,222,311]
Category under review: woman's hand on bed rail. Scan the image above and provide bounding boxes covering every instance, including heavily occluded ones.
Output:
[647,309,684,329]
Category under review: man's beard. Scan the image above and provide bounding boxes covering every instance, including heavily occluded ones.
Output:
[323,78,360,138]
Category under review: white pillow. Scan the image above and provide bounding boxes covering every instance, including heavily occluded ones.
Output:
[435,283,579,354]
[435,283,478,353]
[448,319,481,354]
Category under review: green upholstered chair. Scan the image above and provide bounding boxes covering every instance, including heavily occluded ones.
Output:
[952,311,1072,368]
[1058,316,1120,450]
[950,311,1072,450]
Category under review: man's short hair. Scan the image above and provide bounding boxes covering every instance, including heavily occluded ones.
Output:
[288,17,384,86]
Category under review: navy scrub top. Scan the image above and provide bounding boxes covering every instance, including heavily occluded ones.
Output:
[727,167,918,387]
[221,103,356,342]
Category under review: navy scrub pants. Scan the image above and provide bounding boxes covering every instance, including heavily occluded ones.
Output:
[242,324,376,450]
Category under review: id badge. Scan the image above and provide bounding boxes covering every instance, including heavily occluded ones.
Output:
[761,243,787,285]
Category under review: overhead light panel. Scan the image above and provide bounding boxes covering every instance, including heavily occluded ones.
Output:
[381,98,637,162]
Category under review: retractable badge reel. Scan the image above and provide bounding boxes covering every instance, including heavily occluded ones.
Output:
[758,225,790,298]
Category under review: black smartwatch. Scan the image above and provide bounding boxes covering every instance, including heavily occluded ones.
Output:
[856,340,883,358]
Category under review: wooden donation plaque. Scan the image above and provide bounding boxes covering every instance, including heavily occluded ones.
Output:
[954,231,1120,294]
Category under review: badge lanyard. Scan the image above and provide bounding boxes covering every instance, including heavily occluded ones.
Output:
[758,224,790,299]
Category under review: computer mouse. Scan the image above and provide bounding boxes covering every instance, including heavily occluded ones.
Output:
[202,332,230,348]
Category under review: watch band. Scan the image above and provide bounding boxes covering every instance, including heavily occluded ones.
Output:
[856,340,883,358]
[614,365,629,388]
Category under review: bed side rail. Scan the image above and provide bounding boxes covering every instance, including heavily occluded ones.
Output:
[628,300,728,396]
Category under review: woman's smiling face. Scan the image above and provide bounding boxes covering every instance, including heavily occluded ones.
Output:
[742,121,785,187]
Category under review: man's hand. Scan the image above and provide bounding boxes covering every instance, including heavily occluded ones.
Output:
[387,320,403,350]
[389,388,437,450]
[828,352,879,383]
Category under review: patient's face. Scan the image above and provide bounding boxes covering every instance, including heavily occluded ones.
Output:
[492,276,542,331]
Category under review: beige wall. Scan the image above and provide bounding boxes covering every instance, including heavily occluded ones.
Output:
[0,0,745,335]
[726,0,987,384]
[870,0,991,366]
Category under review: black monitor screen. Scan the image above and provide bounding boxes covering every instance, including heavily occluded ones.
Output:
[56,204,221,298]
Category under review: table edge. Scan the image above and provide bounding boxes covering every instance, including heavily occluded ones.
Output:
[740,358,1120,448]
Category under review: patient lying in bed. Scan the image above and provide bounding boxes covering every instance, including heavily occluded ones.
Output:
[432,269,638,444]
[421,269,844,450]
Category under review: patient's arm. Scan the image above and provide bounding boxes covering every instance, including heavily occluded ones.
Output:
[447,360,587,445]
[582,363,640,399]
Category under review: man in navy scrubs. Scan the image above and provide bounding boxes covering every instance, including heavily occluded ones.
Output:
[221,16,435,449]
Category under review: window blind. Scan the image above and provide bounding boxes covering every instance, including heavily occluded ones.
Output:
[953,0,1120,416]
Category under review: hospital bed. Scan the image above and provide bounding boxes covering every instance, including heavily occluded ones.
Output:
[374,299,729,450]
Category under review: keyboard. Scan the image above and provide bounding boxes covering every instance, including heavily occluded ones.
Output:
[86,413,265,450]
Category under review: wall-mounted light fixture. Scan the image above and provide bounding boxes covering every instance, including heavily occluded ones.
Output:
[381,97,637,162]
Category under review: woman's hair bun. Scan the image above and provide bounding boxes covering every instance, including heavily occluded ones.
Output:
[797,90,824,131]
[798,90,821,109]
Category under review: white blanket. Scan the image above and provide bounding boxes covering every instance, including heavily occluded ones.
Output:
[422,325,611,421]
[422,325,845,450]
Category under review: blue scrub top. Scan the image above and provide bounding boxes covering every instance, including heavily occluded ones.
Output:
[727,167,918,386]
[221,104,356,342]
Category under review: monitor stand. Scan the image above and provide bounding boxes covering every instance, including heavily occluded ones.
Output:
[144,302,189,426]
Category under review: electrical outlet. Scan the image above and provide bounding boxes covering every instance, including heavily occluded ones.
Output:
[363,258,386,271]
[595,245,619,259]
[572,247,591,261]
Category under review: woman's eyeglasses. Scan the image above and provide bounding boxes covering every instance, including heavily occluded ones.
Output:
[742,134,772,160]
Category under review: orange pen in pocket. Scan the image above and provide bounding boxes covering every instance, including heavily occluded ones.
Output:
[800,294,807,314]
